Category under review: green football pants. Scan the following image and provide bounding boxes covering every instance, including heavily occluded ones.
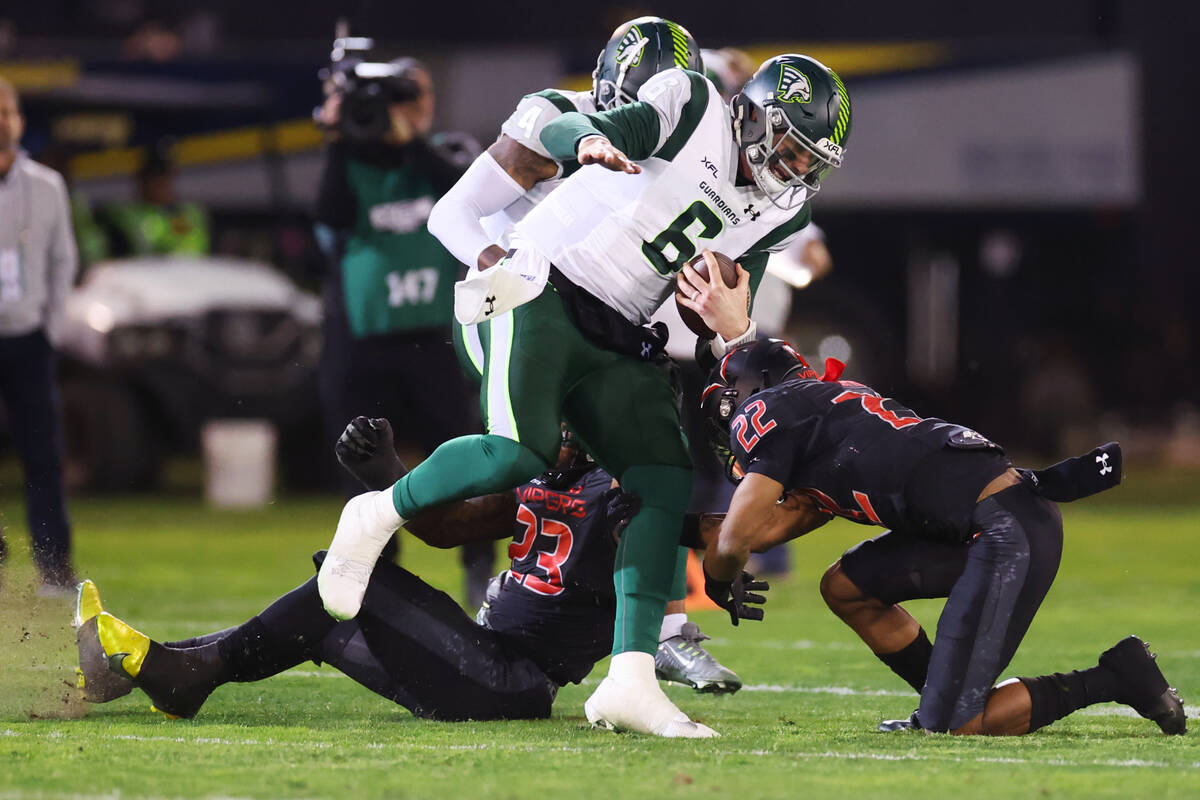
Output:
[394,290,692,654]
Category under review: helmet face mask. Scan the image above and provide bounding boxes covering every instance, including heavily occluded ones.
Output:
[592,17,702,111]
[734,55,852,209]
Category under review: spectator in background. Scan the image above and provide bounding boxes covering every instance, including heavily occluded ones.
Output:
[0,78,78,593]
[102,142,210,257]
[312,59,493,606]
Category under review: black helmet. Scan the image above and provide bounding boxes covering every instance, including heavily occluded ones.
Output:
[732,54,852,208]
[592,17,703,111]
[701,339,817,479]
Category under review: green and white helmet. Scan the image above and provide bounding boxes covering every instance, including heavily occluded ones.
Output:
[732,54,852,208]
[592,17,703,111]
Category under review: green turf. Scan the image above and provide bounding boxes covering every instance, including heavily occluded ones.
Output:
[1,476,1198,799]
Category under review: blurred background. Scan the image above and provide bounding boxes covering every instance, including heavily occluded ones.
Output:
[1,0,1197,499]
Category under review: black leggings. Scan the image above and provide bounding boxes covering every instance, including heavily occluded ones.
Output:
[840,484,1063,731]
[194,553,556,721]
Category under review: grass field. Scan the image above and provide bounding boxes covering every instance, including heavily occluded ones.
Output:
[1,466,1198,799]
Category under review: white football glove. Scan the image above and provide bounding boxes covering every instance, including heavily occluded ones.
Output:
[453,248,550,325]
[317,490,405,620]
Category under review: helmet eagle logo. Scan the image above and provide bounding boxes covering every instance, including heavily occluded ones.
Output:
[615,26,650,70]
[777,64,812,104]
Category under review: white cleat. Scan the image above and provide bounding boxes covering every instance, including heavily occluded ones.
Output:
[317,490,404,620]
[584,653,719,738]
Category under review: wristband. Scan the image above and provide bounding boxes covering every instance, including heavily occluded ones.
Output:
[709,319,758,358]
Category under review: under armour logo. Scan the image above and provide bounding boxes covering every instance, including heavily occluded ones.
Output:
[1096,453,1113,475]
[743,204,761,221]
[640,342,652,358]
[484,295,497,316]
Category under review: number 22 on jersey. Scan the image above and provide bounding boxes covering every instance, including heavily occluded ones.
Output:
[731,398,776,452]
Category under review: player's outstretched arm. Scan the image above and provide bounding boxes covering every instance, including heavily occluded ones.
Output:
[684,492,831,552]
[576,136,641,174]
[403,493,518,548]
[336,416,407,491]
[489,134,560,189]
[704,473,791,581]
[428,134,559,271]
[335,416,516,547]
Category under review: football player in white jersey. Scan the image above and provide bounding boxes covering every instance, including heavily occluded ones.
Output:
[435,18,744,698]
[317,49,853,738]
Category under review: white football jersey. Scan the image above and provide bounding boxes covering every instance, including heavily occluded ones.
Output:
[481,89,598,246]
[512,69,812,324]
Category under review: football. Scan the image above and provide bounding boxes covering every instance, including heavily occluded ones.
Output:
[676,250,740,338]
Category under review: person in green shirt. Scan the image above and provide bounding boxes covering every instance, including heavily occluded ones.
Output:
[313,59,494,604]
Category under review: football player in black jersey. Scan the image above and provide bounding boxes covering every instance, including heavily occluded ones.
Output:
[72,419,762,721]
[700,339,1186,736]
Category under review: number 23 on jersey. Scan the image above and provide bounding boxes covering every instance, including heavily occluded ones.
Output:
[508,504,575,596]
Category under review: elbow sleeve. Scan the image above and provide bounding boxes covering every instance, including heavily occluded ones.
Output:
[428,152,526,268]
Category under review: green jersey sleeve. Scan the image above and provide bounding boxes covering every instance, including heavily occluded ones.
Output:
[540,104,661,162]
[539,69,711,165]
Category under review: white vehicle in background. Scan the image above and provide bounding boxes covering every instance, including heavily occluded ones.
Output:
[55,256,324,491]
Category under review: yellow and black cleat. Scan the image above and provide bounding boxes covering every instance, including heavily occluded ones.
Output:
[73,581,134,703]
[150,704,183,720]
[73,579,104,629]
[96,612,150,681]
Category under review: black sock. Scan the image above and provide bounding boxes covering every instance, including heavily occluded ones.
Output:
[164,626,238,650]
[876,628,933,693]
[130,577,337,718]
[215,576,337,683]
[1020,665,1120,732]
[135,640,226,718]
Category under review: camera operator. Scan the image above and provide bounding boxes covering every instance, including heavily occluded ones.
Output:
[313,56,493,603]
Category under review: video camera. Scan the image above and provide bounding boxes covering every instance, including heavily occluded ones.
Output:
[319,35,423,144]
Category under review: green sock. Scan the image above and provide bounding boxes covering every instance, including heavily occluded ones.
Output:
[391,434,549,519]
[669,546,688,602]
[611,465,692,655]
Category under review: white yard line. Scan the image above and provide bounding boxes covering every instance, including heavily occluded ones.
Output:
[3,728,1197,771]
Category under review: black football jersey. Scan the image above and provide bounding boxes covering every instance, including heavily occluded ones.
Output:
[730,378,1009,542]
[485,464,617,684]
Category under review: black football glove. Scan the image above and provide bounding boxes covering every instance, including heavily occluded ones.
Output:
[599,487,641,539]
[335,416,407,491]
[703,566,769,627]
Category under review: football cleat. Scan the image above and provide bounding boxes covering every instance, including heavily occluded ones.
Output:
[96,612,211,718]
[76,617,135,702]
[877,711,922,732]
[96,612,150,681]
[74,581,134,702]
[73,579,103,629]
[1099,635,1186,735]
[150,705,183,720]
[585,654,719,738]
[656,622,742,693]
